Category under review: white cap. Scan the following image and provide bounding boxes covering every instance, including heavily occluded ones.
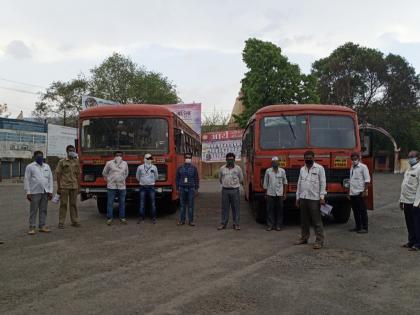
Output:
[272,156,279,161]
[144,153,152,159]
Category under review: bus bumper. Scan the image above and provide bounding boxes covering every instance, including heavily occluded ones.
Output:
[80,186,173,201]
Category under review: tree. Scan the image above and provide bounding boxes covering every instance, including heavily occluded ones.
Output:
[201,109,230,133]
[235,38,319,127]
[33,77,88,126]
[312,42,420,153]
[90,53,180,104]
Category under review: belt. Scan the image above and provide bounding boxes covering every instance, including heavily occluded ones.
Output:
[222,187,239,190]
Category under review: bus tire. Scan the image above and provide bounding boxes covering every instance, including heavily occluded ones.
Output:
[167,200,178,214]
[97,197,107,215]
[332,200,351,223]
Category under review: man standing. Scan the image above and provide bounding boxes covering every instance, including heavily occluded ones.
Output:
[295,151,327,249]
[102,151,129,225]
[136,153,158,224]
[56,145,81,229]
[349,152,371,234]
[176,153,199,226]
[263,156,288,231]
[24,151,53,235]
[399,151,420,251]
[218,152,244,231]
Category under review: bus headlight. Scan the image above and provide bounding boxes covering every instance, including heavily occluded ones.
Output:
[342,178,350,188]
[84,174,96,182]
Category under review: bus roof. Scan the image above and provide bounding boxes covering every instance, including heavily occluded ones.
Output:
[255,104,355,115]
[79,104,174,118]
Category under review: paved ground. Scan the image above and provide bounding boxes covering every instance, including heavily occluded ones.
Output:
[0,173,418,315]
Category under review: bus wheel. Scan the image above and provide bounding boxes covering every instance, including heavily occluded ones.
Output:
[97,198,107,215]
[167,200,178,214]
[332,201,351,223]
[251,197,266,224]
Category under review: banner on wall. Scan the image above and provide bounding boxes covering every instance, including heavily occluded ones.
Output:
[165,103,201,135]
[201,129,243,163]
[47,124,77,157]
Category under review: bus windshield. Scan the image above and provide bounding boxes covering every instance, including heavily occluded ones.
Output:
[259,114,356,149]
[81,118,169,155]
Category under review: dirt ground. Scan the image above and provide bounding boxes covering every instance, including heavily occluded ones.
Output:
[0,173,419,315]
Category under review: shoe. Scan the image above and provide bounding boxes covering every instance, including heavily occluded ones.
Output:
[71,222,81,228]
[188,222,196,226]
[294,239,308,245]
[27,229,36,235]
[409,246,420,251]
[234,225,241,231]
[401,243,413,248]
[266,226,273,231]
[217,224,226,230]
[177,221,185,226]
[276,226,283,231]
[137,218,145,224]
[357,229,368,234]
[58,223,64,229]
[349,228,360,232]
[0,240,4,244]
[120,219,127,225]
[39,226,51,233]
[313,243,323,250]
[106,219,113,226]
[152,218,157,224]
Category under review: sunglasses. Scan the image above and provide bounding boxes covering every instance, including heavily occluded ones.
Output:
[145,157,153,160]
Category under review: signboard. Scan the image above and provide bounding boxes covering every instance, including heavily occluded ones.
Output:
[82,95,118,109]
[47,124,77,157]
[165,103,201,135]
[0,129,47,159]
[202,130,243,163]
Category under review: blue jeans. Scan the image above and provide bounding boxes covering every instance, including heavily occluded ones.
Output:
[139,186,156,220]
[179,187,195,223]
[107,189,126,219]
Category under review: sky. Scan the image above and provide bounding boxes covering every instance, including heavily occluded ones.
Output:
[1,0,420,118]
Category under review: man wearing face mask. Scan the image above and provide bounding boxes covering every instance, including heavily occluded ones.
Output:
[399,151,420,251]
[136,153,158,224]
[56,145,81,229]
[295,151,327,249]
[349,152,371,234]
[24,151,53,235]
[176,153,199,226]
[102,151,129,225]
[218,152,244,230]
[263,156,288,231]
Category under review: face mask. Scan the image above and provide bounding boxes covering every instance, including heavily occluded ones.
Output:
[68,151,78,159]
[305,159,314,167]
[35,156,44,165]
[272,162,279,169]
[408,157,418,166]
[227,159,235,166]
[185,158,192,164]
[145,159,152,165]
[352,160,359,166]
[115,156,122,163]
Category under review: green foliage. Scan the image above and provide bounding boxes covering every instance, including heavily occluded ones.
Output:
[201,109,230,133]
[235,38,319,127]
[312,42,420,154]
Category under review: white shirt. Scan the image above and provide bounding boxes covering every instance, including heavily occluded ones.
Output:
[296,162,327,201]
[349,162,371,196]
[263,167,288,196]
[102,159,129,189]
[24,162,53,194]
[400,162,420,206]
[136,163,158,186]
[219,165,244,188]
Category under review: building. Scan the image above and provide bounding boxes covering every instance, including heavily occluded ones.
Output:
[0,118,47,180]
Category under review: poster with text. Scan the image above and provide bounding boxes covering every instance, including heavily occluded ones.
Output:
[202,130,243,162]
[165,103,201,135]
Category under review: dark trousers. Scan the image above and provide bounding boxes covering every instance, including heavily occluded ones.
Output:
[299,199,324,244]
[266,196,284,228]
[412,205,420,247]
[221,188,240,226]
[403,203,416,246]
[179,187,195,223]
[139,186,156,220]
[350,194,368,230]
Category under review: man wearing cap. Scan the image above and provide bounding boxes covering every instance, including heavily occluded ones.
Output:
[136,153,158,224]
[176,153,199,226]
[218,152,244,230]
[294,150,327,249]
[263,156,288,231]
[349,152,371,234]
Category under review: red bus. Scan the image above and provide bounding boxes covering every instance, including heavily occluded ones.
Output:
[241,104,373,223]
[78,104,201,214]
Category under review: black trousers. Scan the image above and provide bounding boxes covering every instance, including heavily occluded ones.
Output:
[266,196,284,228]
[403,203,416,246]
[350,194,368,230]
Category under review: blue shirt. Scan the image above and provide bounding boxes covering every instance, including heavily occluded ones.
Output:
[176,164,199,190]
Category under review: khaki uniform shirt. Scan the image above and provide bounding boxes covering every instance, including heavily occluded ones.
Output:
[56,158,81,189]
